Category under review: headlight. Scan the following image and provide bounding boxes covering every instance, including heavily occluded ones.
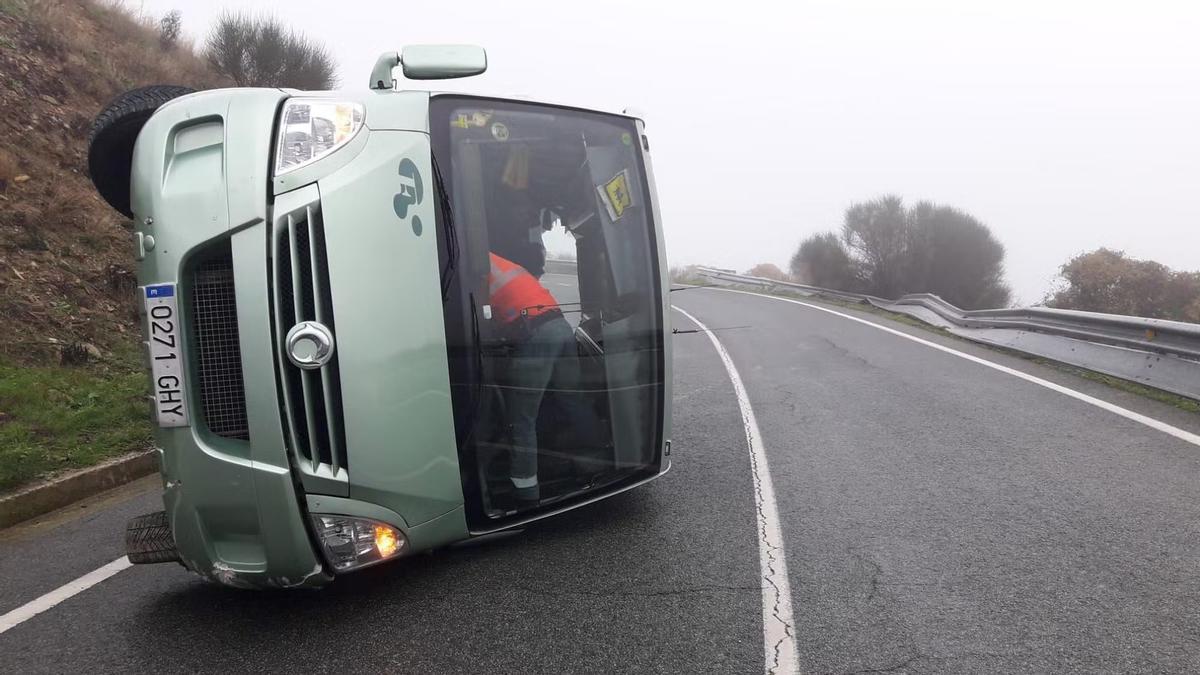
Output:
[274,99,365,176]
[311,514,407,572]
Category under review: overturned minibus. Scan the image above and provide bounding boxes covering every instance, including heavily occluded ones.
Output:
[88,46,671,588]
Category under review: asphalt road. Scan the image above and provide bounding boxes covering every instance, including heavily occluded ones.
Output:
[542,270,582,326]
[3,287,1200,673]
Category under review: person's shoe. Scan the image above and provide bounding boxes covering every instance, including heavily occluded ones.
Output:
[511,476,539,505]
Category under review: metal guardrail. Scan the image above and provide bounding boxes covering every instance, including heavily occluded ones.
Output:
[543,258,578,276]
[887,294,1200,360]
[693,267,1200,400]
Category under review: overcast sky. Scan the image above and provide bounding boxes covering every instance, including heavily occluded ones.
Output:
[127,0,1198,304]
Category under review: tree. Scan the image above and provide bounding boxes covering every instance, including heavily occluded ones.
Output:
[841,195,908,297]
[904,201,1010,309]
[1168,272,1200,323]
[158,10,182,50]
[1046,249,1200,322]
[790,232,859,290]
[204,12,337,90]
[787,195,1011,308]
[746,263,789,281]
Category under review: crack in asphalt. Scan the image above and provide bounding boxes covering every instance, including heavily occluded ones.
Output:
[847,546,883,602]
[747,420,795,675]
[817,336,883,371]
[674,304,798,675]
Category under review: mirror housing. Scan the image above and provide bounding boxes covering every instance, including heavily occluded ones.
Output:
[369,45,487,89]
[403,45,487,80]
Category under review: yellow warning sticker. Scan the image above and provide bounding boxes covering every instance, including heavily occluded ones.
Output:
[597,169,635,221]
[451,110,494,129]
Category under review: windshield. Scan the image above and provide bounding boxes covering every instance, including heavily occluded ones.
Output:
[430,96,665,526]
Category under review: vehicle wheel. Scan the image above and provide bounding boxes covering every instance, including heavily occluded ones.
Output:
[124,510,181,564]
[87,85,195,218]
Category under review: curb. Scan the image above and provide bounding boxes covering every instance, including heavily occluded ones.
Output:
[0,449,159,530]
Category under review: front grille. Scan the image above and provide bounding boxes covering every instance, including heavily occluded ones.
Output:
[191,245,249,440]
[271,202,347,478]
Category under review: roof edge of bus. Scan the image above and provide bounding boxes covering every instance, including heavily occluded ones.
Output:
[271,87,647,122]
[426,90,646,122]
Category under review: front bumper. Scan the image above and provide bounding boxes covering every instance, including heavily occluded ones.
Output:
[155,224,332,589]
[126,88,334,588]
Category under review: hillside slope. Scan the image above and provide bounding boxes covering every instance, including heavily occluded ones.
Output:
[0,0,225,364]
[0,0,227,492]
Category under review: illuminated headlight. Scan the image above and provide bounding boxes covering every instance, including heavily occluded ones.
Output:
[274,99,364,176]
[311,514,407,572]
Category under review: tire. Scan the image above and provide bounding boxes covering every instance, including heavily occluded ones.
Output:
[125,510,181,565]
[87,85,195,218]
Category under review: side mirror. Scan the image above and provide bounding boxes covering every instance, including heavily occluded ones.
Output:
[403,45,487,80]
[369,45,487,89]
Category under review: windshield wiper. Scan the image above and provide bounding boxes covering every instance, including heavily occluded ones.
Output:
[431,152,458,301]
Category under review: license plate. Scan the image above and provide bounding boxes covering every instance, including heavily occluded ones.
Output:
[144,284,189,428]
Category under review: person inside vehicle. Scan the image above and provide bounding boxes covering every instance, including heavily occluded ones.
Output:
[485,139,598,507]
[487,249,575,505]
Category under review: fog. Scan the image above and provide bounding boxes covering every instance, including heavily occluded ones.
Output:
[130,0,1199,304]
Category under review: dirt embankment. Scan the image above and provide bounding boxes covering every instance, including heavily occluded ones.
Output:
[0,0,226,365]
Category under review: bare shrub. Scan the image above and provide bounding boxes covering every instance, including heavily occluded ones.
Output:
[0,0,228,364]
[791,195,1011,308]
[1046,249,1200,322]
[746,263,789,281]
[791,232,859,290]
[0,148,19,188]
[158,9,182,50]
[205,12,337,90]
[24,0,70,54]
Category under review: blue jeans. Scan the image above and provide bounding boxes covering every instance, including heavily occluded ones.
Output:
[505,314,576,497]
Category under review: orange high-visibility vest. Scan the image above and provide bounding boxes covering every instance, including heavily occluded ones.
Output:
[488,253,559,324]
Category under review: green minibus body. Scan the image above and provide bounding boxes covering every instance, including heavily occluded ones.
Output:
[106,75,671,588]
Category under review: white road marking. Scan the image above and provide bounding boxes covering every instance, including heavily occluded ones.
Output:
[673,305,799,675]
[711,288,1200,448]
[0,556,131,635]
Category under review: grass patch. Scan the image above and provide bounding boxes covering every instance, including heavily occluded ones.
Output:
[0,0,29,17]
[0,348,151,492]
